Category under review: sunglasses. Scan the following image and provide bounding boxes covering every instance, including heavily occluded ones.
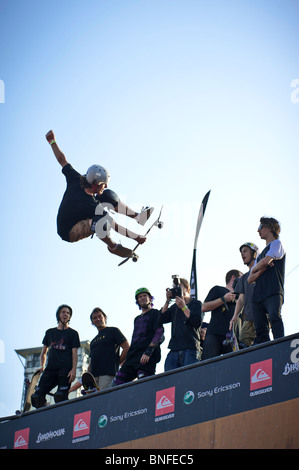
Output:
[258,224,269,230]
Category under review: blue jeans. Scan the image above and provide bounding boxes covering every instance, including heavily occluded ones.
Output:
[164,349,200,372]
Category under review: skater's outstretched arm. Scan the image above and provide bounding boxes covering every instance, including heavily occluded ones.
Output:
[46,130,68,168]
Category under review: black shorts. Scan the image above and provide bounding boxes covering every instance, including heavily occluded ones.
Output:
[35,368,70,396]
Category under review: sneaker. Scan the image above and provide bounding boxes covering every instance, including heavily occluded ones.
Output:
[108,244,133,258]
[135,206,154,226]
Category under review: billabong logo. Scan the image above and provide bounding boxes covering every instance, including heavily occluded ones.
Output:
[250,359,272,391]
[155,387,175,416]
[73,411,91,438]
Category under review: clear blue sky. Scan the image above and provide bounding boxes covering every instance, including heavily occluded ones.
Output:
[0,0,298,417]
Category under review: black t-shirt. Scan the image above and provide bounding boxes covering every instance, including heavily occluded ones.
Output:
[57,164,98,241]
[161,299,202,351]
[204,286,235,336]
[252,240,286,302]
[42,327,80,370]
[90,327,127,376]
[234,272,255,322]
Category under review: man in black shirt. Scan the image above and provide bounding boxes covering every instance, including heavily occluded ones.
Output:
[112,288,164,385]
[202,270,242,360]
[161,278,202,371]
[46,130,153,258]
[229,243,260,347]
[31,305,80,408]
[70,308,129,392]
[89,308,129,388]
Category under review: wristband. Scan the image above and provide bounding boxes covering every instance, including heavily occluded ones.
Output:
[49,139,56,145]
[182,305,188,311]
[144,346,155,357]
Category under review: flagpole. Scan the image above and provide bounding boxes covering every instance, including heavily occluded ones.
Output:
[190,190,211,299]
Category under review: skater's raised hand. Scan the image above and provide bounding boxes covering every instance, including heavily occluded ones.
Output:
[46,130,68,167]
[46,130,55,143]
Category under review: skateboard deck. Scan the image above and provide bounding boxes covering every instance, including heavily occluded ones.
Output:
[118,205,164,266]
[223,327,239,352]
[81,372,100,395]
[23,370,42,413]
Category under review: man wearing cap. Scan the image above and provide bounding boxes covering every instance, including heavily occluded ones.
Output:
[46,130,153,258]
[248,217,285,343]
[112,288,164,385]
[229,243,259,347]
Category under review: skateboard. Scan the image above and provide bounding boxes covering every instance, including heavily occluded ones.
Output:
[223,327,239,352]
[16,370,42,414]
[118,205,164,266]
[81,372,100,395]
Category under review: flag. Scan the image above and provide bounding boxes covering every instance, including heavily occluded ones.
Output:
[190,190,211,299]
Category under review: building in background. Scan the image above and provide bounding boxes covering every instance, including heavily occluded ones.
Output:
[15,341,90,410]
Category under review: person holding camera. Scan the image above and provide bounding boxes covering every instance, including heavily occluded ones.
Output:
[201,270,243,360]
[161,277,203,372]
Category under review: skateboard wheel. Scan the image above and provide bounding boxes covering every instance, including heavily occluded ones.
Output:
[132,253,139,262]
[157,221,164,229]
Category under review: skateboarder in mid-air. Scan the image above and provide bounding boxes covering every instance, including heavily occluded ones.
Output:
[46,130,154,258]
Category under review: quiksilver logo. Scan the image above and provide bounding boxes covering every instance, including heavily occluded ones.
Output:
[156,396,173,409]
[14,435,27,448]
[74,418,89,432]
[251,368,271,384]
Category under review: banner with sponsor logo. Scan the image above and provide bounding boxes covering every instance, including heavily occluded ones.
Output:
[1,334,298,449]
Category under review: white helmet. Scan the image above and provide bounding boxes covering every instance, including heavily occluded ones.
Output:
[239,242,259,255]
[85,165,110,185]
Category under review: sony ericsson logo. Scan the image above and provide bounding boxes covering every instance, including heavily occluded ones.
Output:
[183,391,195,405]
[98,415,108,428]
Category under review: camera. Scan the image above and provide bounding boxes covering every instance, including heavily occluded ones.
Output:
[169,275,182,299]
[232,277,240,300]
